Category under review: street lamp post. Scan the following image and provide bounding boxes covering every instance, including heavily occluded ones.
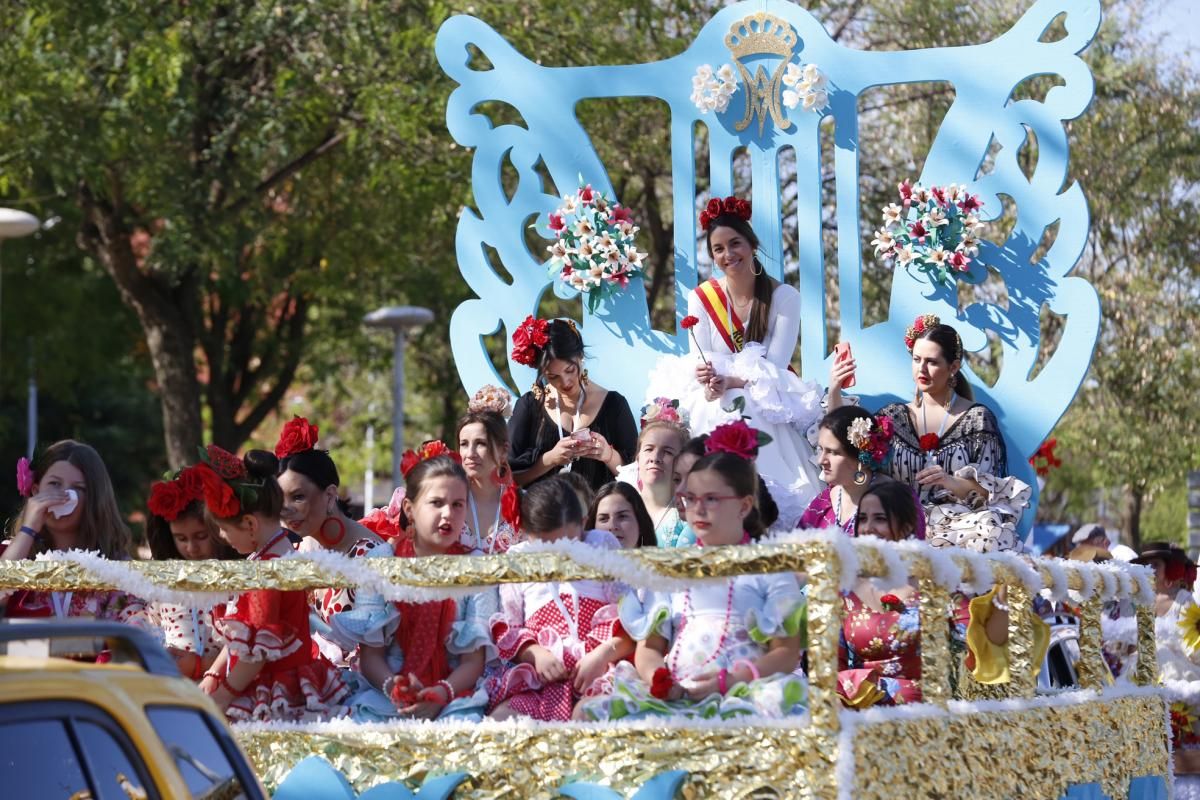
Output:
[0,209,41,458]
[363,306,434,488]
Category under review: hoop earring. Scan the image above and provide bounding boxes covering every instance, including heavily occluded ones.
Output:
[319,516,346,547]
[752,257,763,276]
[580,368,590,387]
[853,470,868,486]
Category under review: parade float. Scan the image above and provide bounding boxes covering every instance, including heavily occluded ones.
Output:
[0,0,1176,797]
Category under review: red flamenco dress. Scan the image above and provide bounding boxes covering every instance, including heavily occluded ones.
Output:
[212,551,349,722]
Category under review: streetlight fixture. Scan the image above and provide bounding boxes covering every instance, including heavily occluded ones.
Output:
[363,305,434,489]
[0,209,41,458]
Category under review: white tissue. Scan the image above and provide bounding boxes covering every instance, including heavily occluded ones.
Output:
[50,489,78,518]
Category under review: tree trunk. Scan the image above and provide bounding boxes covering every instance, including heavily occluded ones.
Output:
[1129,485,1144,553]
[77,183,204,470]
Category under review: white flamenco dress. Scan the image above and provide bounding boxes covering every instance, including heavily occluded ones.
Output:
[646,279,823,509]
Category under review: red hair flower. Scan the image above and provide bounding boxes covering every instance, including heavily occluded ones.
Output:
[177,466,205,500]
[275,416,320,459]
[680,315,699,330]
[918,433,941,452]
[699,195,752,231]
[650,666,674,700]
[193,463,241,518]
[880,594,906,613]
[148,480,189,521]
[500,482,522,532]
[1029,438,1062,477]
[400,440,461,478]
[705,420,770,461]
[511,315,550,367]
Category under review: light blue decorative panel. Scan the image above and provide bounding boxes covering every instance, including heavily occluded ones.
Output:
[559,770,689,800]
[272,756,468,799]
[438,0,1102,527]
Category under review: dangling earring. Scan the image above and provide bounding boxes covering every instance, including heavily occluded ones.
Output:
[320,515,346,547]
[580,368,590,387]
[531,382,544,401]
[915,387,924,407]
[752,257,763,276]
[853,470,868,486]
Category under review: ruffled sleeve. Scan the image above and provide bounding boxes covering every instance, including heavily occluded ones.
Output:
[449,586,499,662]
[214,589,304,662]
[327,546,401,647]
[762,283,801,369]
[963,587,1050,684]
[489,581,536,661]
[617,590,673,641]
[745,573,807,645]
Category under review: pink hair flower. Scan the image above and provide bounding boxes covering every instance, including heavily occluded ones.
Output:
[16,457,34,498]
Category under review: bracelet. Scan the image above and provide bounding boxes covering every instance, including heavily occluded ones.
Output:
[202,671,221,681]
[731,658,760,683]
[717,668,729,695]
[991,593,1010,612]
[435,679,455,705]
[17,525,41,542]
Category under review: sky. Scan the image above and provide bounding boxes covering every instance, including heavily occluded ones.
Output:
[1140,0,1200,67]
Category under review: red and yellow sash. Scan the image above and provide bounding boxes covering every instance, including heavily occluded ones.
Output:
[696,278,744,353]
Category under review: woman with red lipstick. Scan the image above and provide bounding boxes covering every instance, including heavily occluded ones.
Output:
[457,386,520,554]
[332,454,496,721]
[797,406,889,535]
[508,317,638,493]
[874,315,1030,553]
[642,196,823,513]
[580,423,807,721]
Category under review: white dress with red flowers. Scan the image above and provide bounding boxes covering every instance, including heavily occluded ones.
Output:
[298,535,393,668]
[643,280,823,510]
[484,529,623,721]
[212,552,349,722]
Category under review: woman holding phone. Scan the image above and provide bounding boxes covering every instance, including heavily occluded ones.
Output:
[507,316,638,493]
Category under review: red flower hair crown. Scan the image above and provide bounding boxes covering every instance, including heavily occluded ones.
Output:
[699,196,752,232]
[705,419,772,461]
[511,315,550,367]
[400,440,462,478]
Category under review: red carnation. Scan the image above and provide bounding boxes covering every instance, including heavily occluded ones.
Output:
[680,315,699,330]
[194,463,241,518]
[148,480,188,521]
[880,594,905,612]
[650,666,674,700]
[706,420,761,461]
[611,205,634,225]
[400,440,460,478]
[705,198,722,216]
[360,508,400,540]
[511,315,550,367]
[500,482,521,532]
[205,445,246,481]
[275,416,320,459]
[918,433,941,452]
[177,466,205,501]
[699,211,714,231]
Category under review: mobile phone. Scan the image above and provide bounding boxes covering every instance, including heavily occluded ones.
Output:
[571,427,592,442]
[833,341,856,389]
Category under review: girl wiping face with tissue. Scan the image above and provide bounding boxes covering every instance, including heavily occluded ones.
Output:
[1,440,140,629]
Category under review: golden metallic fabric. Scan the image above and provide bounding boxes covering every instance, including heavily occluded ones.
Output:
[800,540,842,800]
[1006,583,1037,698]
[846,694,1168,800]
[1075,600,1109,690]
[236,722,833,800]
[235,693,1169,799]
[917,577,952,706]
[1135,606,1159,686]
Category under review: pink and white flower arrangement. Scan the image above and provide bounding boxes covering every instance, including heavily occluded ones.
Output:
[545,177,648,312]
[691,64,738,114]
[875,181,985,286]
[640,397,689,430]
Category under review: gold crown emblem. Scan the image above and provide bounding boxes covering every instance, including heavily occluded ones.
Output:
[725,12,797,60]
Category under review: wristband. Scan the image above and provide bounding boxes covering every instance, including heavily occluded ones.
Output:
[717,668,729,695]
[731,658,760,683]
[18,525,41,542]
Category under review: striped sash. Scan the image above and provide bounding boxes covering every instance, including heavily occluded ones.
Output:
[695,278,744,354]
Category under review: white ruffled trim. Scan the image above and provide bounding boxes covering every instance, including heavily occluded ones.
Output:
[38,549,231,609]
[727,343,824,430]
[22,539,1157,608]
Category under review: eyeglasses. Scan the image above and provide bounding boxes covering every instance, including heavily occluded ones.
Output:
[676,493,742,511]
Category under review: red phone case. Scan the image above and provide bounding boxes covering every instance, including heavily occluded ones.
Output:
[834,342,856,388]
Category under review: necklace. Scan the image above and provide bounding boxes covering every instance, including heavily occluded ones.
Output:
[552,385,587,440]
[919,390,957,452]
[832,486,855,529]
[250,529,291,561]
[468,490,503,553]
[669,579,735,680]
